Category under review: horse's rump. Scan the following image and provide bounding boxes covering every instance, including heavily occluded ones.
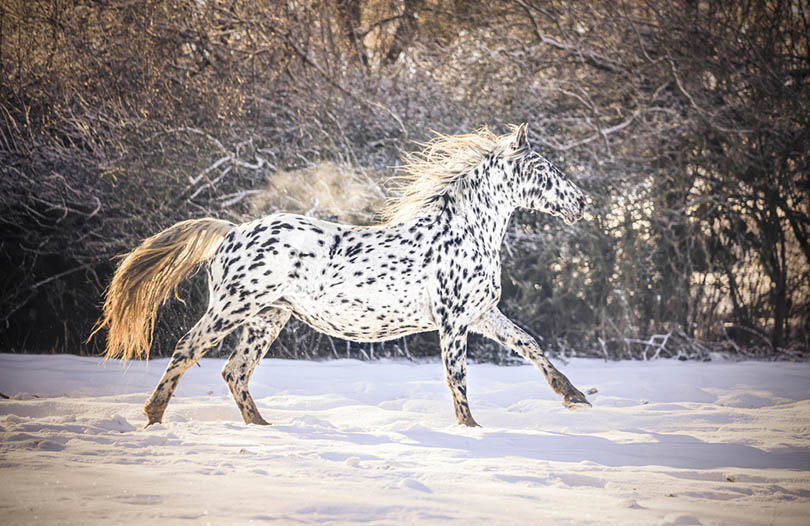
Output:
[91,218,234,362]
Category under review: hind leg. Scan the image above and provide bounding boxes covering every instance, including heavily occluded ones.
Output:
[472,308,590,410]
[221,308,290,425]
[143,308,241,426]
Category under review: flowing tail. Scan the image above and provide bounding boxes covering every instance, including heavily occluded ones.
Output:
[90,218,235,362]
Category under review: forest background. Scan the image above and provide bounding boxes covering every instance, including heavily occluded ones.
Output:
[1,0,808,361]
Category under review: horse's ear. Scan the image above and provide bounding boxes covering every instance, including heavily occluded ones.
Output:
[512,123,529,150]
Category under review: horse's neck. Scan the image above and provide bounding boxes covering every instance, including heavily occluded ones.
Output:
[439,168,515,256]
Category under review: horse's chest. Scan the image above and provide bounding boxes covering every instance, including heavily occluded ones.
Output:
[436,250,502,316]
[467,265,501,307]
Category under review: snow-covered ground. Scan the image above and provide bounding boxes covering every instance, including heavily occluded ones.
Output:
[1,354,809,525]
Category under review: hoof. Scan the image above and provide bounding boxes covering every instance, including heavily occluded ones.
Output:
[458,417,482,428]
[143,416,162,428]
[563,397,592,411]
[241,407,271,426]
[246,417,272,426]
[143,405,166,427]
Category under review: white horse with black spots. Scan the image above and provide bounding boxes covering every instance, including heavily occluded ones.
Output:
[93,123,591,427]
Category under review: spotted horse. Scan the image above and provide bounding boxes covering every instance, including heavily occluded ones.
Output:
[92,124,591,428]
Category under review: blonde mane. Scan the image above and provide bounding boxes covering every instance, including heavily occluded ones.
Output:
[381,125,528,224]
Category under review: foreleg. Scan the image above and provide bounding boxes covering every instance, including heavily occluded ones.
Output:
[472,308,590,410]
[439,326,480,427]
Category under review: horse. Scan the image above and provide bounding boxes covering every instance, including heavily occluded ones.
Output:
[92,123,591,428]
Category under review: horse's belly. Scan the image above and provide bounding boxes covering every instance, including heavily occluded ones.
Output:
[280,289,435,342]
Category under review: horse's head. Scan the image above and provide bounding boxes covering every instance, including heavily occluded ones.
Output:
[506,124,587,224]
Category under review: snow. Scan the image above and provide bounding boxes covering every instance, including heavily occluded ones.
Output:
[1,353,809,525]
